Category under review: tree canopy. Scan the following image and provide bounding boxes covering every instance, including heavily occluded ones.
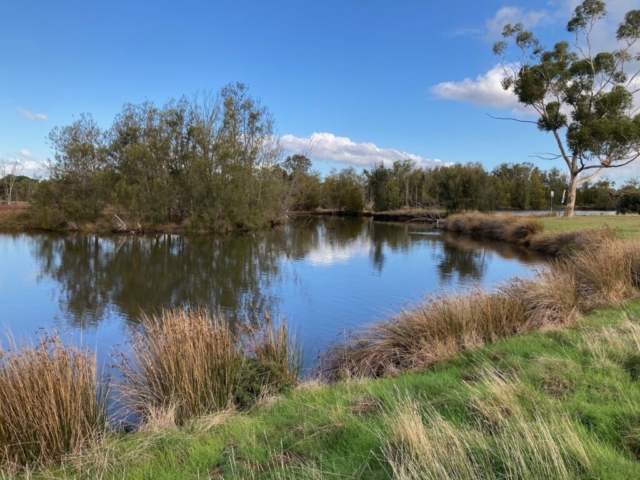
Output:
[494,0,640,217]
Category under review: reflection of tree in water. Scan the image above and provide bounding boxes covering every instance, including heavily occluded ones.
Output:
[434,241,487,284]
[30,218,375,330]
[32,233,290,329]
[368,221,416,273]
[28,219,543,331]
[434,232,549,285]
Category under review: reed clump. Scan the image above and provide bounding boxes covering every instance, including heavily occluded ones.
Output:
[118,308,300,426]
[320,292,529,379]
[443,213,543,244]
[321,232,640,379]
[0,333,107,469]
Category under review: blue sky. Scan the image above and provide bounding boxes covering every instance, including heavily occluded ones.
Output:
[2,0,640,181]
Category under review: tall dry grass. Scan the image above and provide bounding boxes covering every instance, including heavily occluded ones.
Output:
[382,372,591,479]
[0,333,107,469]
[118,308,300,426]
[443,213,619,258]
[320,292,529,378]
[525,227,616,256]
[443,213,543,244]
[321,232,640,379]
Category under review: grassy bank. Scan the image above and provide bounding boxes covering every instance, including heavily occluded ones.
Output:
[542,215,640,240]
[21,302,640,479]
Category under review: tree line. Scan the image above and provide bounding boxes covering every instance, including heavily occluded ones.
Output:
[7,83,640,230]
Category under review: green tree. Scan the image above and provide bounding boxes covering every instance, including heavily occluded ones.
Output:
[282,155,321,211]
[494,0,640,217]
[429,163,494,212]
[322,168,365,212]
[45,114,110,221]
[367,163,402,212]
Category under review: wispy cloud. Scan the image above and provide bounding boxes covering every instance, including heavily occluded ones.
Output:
[444,26,484,38]
[16,108,47,121]
[280,132,444,169]
[18,149,34,160]
[485,7,547,39]
[1,149,46,177]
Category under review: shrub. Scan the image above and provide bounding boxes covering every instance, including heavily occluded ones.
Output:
[617,192,640,214]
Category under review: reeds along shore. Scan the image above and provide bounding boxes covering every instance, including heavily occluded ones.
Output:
[320,223,640,380]
[0,311,300,470]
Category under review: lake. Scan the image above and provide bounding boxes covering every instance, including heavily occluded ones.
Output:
[0,217,547,371]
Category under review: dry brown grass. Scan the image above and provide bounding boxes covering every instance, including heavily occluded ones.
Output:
[525,228,616,256]
[382,372,591,479]
[443,213,543,243]
[117,308,300,427]
[0,333,107,469]
[320,291,529,379]
[117,308,241,426]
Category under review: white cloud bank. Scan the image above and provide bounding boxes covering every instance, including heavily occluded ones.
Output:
[16,108,47,121]
[1,149,46,178]
[280,132,444,169]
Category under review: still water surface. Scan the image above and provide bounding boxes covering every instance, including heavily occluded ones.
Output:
[0,217,547,369]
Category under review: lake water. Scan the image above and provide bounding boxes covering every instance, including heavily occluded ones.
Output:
[0,217,547,371]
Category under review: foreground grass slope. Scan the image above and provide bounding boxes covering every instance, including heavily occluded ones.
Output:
[33,302,640,479]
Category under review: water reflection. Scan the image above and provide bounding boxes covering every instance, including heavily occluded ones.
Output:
[8,217,547,333]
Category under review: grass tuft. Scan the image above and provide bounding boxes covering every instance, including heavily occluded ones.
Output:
[0,333,107,469]
[320,291,529,379]
[443,213,543,243]
[383,371,591,480]
[117,308,300,426]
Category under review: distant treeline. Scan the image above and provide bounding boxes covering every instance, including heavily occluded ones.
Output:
[8,85,640,231]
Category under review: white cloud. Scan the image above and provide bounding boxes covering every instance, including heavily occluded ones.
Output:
[280,132,444,169]
[18,149,34,160]
[2,150,46,178]
[430,64,536,116]
[16,108,47,121]
[485,7,547,39]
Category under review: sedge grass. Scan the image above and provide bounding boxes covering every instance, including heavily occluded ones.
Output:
[0,333,107,469]
[117,308,300,427]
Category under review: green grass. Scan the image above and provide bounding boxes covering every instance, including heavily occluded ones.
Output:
[542,215,640,240]
[28,301,640,479]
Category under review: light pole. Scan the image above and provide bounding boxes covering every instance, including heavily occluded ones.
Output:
[550,190,555,213]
